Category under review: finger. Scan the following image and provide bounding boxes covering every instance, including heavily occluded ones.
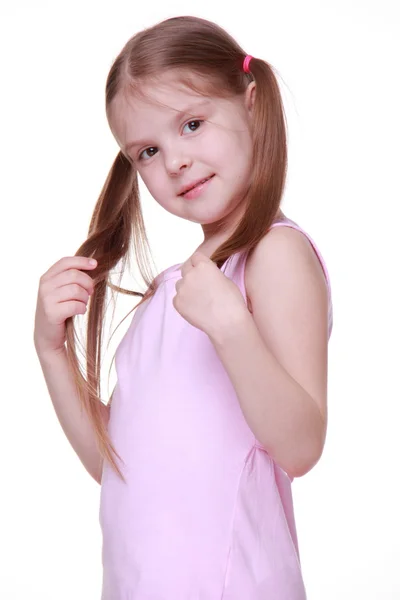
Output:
[41,256,97,282]
[180,256,194,277]
[43,267,95,296]
[53,283,91,306]
[191,251,209,266]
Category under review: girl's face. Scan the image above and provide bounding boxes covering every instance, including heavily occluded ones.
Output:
[109,72,255,238]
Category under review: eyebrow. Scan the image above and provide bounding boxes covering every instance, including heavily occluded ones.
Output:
[124,100,211,154]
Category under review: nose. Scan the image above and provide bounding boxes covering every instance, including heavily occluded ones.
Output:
[164,145,192,176]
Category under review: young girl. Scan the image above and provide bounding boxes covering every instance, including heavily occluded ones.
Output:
[34,15,332,600]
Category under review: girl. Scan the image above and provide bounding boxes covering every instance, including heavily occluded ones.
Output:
[34,15,333,600]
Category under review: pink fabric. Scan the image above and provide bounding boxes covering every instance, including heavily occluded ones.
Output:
[99,215,333,599]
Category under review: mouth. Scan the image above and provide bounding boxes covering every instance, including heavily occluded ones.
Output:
[178,174,215,196]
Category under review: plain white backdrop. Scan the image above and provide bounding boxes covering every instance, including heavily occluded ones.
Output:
[1,0,399,598]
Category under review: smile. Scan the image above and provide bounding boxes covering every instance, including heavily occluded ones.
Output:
[179,175,215,199]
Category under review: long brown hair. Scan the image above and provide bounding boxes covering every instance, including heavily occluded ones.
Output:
[65,16,288,482]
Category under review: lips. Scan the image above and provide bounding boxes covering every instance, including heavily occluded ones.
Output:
[178,175,214,196]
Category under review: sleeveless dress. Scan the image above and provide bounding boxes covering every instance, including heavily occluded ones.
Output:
[99,215,333,599]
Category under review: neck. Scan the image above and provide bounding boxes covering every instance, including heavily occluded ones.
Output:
[196,208,285,259]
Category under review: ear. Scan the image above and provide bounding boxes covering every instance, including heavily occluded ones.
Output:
[245,81,256,115]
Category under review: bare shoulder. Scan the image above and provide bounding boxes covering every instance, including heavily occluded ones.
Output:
[245,225,327,304]
[244,224,329,424]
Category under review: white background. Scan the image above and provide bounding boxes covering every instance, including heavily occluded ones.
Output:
[1,0,399,598]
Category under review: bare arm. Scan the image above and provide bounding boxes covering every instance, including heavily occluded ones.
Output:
[37,347,109,484]
[34,255,108,485]
[209,226,329,479]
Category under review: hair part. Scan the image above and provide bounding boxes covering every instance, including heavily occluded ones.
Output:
[65,15,288,482]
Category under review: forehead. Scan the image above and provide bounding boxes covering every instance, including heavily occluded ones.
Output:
[108,72,236,149]
[110,74,207,127]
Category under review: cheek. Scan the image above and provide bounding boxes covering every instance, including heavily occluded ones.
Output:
[140,169,177,211]
[140,167,164,195]
[208,129,248,167]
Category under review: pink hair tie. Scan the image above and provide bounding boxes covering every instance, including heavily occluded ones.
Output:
[243,55,253,74]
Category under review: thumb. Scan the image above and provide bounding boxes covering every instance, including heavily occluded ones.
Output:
[191,251,210,266]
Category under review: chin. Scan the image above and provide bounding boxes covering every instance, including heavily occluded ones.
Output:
[190,208,229,226]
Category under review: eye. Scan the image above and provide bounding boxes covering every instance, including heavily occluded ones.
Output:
[138,146,158,161]
[182,119,204,134]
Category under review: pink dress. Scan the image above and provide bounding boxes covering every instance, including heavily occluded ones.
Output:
[99,216,333,599]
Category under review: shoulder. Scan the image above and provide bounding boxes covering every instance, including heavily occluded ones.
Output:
[245,224,328,305]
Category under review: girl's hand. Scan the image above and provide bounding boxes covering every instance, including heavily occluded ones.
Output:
[34,256,97,358]
[173,251,247,339]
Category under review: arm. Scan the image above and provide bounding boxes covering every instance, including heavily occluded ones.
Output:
[209,226,329,479]
[36,347,110,484]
